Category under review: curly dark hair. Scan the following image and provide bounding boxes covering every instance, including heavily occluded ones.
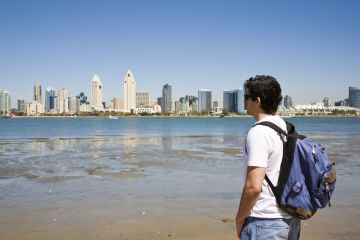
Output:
[243,75,283,114]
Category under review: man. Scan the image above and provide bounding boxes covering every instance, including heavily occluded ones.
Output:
[236,75,300,239]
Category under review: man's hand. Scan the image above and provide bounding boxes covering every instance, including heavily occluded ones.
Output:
[236,217,245,239]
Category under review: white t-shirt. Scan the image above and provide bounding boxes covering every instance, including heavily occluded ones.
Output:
[243,115,291,219]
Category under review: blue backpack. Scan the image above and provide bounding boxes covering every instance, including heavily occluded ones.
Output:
[256,121,336,220]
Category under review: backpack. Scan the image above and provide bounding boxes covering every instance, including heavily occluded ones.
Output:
[255,121,336,220]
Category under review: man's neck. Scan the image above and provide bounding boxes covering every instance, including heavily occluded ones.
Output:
[254,112,273,122]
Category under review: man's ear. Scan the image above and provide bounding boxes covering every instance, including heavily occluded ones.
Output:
[256,97,261,105]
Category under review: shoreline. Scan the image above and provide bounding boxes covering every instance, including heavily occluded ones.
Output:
[2,114,360,119]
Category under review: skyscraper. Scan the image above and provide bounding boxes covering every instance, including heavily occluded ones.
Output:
[123,70,136,113]
[34,84,42,103]
[284,95,293,108]
[17,100,26,113]
[56,88,69,113]
[45,87,56,113]
[223,89,244,114]
[136,92,150,107]
[198,89,212,113]
[0,91,11,114]
[162,84,172,113]
[349,87,360,108]
[90,74,104,111]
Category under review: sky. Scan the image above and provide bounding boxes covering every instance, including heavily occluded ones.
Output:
[1,0,359,108]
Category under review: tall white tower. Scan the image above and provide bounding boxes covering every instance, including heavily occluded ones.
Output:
[123,70,136,113]
[91,74,104,111]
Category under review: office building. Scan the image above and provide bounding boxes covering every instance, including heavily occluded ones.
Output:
[45,87,56,113]
[198,89,212,113]
[17,100,26,113]
[68,97,78,114]
[223,89,245,114]
[34,84,42,103]
[349,87,360,108]
[284,95,293,108]
[91,74,104,111]
[0,91,11,114]
[123,69,136,113]
[56,88,69,113]
[136,92,150,107]
[26,101,44,115]
[162,84,172,113]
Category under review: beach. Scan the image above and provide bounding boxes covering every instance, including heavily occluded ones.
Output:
[0,117,359,239]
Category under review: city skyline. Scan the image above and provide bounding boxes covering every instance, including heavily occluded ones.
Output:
[1,1,359,107]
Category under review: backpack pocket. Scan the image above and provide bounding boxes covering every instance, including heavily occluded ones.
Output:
[315,165,336,208]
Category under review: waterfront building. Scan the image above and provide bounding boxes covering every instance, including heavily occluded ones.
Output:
[223,89,245,114]
[45,87,56,113]
[123,70,136,113]
[136,92,150,107]
[68,97,78,114]
[17,100,26,113]
[76,92,91,112]
[56,88,69,114]
[34,84,42,103]
[162,84,172,113]
[0,91,11,114]
[323,97,332,107]
[110,98,122,112]
[335,99,349,107]
[198,89,212,113]
[213,101,219,108]
[174,97,187,114]
[349,87,360,108]
[284,95,293,108]
[26,101,44,115]
[157,97,162,106]
[90,74,104,111]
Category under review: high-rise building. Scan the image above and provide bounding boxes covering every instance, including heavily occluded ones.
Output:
[34,84,42,103]
[110,97,122,111]
[123,70,136,113]
[45,87,56,113]
[136,92,150,107]
[223,89,244,113]
[323,97,332,107]
[198,89,212,113]
[17,100,26,113]
[68,97,78,114]
[162,84,172,113]
[56,88,69,113]
[349,87,360,108]
[284,95,293,108]
[91,74,104,111]
[0,91,11,114]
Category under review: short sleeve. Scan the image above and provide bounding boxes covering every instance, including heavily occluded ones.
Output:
[246,126,272,168]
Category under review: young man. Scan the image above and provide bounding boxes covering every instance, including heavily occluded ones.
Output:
[236,75,300,239]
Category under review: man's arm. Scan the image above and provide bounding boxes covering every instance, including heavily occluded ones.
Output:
[236,166,266,238]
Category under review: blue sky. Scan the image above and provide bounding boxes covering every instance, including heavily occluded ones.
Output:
[1,0,359,107]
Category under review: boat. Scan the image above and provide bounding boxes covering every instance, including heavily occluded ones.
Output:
[108,115,119,119]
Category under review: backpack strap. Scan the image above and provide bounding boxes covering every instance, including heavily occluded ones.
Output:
[255,121,288,137]
[253,121,289,203]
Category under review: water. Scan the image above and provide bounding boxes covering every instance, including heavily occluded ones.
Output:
[0,117,359,239]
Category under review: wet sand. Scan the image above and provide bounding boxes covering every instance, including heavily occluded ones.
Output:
[0,206,359,239]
